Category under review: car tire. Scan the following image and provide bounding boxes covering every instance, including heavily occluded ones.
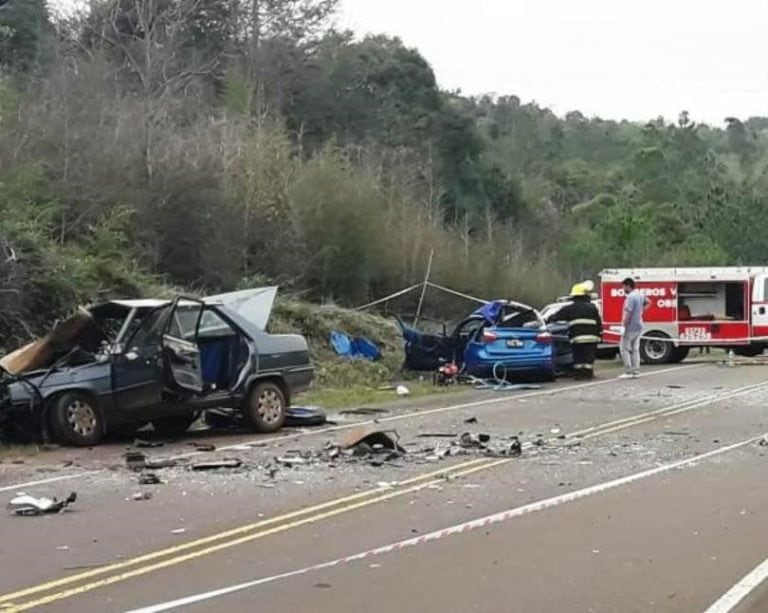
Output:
[243,382,287,433]
[50,392,104,447]
[152,414,198,438]
[640,332,674,364]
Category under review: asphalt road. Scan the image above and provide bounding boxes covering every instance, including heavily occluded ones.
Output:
[2,360,768,612]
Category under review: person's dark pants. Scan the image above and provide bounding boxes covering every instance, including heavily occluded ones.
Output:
[572,343,596,380]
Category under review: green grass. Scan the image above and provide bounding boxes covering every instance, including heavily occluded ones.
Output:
[301,380,463,410]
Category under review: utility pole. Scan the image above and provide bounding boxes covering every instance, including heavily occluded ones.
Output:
[414,250,434,327]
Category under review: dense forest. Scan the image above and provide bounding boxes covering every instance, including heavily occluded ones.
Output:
[1,0,767,342]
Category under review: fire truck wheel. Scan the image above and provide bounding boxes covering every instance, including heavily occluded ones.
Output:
[640,332,674,364]
[669,346,690,363]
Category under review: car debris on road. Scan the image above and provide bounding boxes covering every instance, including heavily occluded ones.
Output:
[145,458,178,470]
[188,442,217,452]
[341,428,407,454]
[190,459,243,471]
[125,451,147,471]
[8,492,77,516]
[134,439,164,449]
[285,407,327,428]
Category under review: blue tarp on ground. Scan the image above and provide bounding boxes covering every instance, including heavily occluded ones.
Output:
[330,331,382,361]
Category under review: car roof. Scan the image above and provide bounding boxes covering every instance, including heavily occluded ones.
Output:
[107,299,173,309]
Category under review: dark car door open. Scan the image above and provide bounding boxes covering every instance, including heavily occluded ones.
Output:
[113,308,167,413]
[163,299,204,394]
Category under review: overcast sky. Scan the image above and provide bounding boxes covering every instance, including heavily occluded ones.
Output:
[338,0,768,125]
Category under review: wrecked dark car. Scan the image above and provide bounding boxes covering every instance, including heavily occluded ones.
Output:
[0,288,313,446]
[397,300,556,381]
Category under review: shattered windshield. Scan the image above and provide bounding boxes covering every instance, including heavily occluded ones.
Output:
[126,309,168,349]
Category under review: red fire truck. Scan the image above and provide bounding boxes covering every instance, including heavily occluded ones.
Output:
[600,267,768,364]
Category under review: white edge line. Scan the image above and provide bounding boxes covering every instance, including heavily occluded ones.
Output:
[704,556,768,613]
[0,471,100,494]
[125,432,763,613]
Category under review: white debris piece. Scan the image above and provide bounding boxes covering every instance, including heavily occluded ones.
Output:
[7,492,77,516]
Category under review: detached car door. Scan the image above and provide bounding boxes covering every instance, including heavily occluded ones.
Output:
[163,298,204,394]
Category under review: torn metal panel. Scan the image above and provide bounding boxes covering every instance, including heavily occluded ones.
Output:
[0,309,92,375]
[341,427,406,454]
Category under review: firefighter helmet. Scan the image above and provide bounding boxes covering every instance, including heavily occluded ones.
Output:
[570,283,588,297]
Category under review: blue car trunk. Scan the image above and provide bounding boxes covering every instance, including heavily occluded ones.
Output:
[479,328,541,354]
[465,326,554,377]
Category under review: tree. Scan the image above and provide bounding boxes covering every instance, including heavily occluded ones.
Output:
[285,34,443,148]
[240,0,339,113]
[725,117,755,160]
[0,0,52,72]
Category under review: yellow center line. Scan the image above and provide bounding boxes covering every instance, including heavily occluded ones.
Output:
[0,456,491,606]
[4,379,767,611]
[3,459,510,612]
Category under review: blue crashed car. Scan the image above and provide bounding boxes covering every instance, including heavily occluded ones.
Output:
[398,300,555,381]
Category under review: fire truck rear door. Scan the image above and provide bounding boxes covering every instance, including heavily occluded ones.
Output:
[751,274,768,333]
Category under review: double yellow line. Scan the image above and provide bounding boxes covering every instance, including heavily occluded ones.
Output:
[2,380,767,611]
[0,457,504,611]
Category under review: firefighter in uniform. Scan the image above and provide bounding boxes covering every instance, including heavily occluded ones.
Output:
[557,282,603,380]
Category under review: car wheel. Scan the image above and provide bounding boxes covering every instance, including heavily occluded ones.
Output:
[640,332,674,364]
[50,392,104,447]
[243,382,286,433]
[152,414,198,438]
